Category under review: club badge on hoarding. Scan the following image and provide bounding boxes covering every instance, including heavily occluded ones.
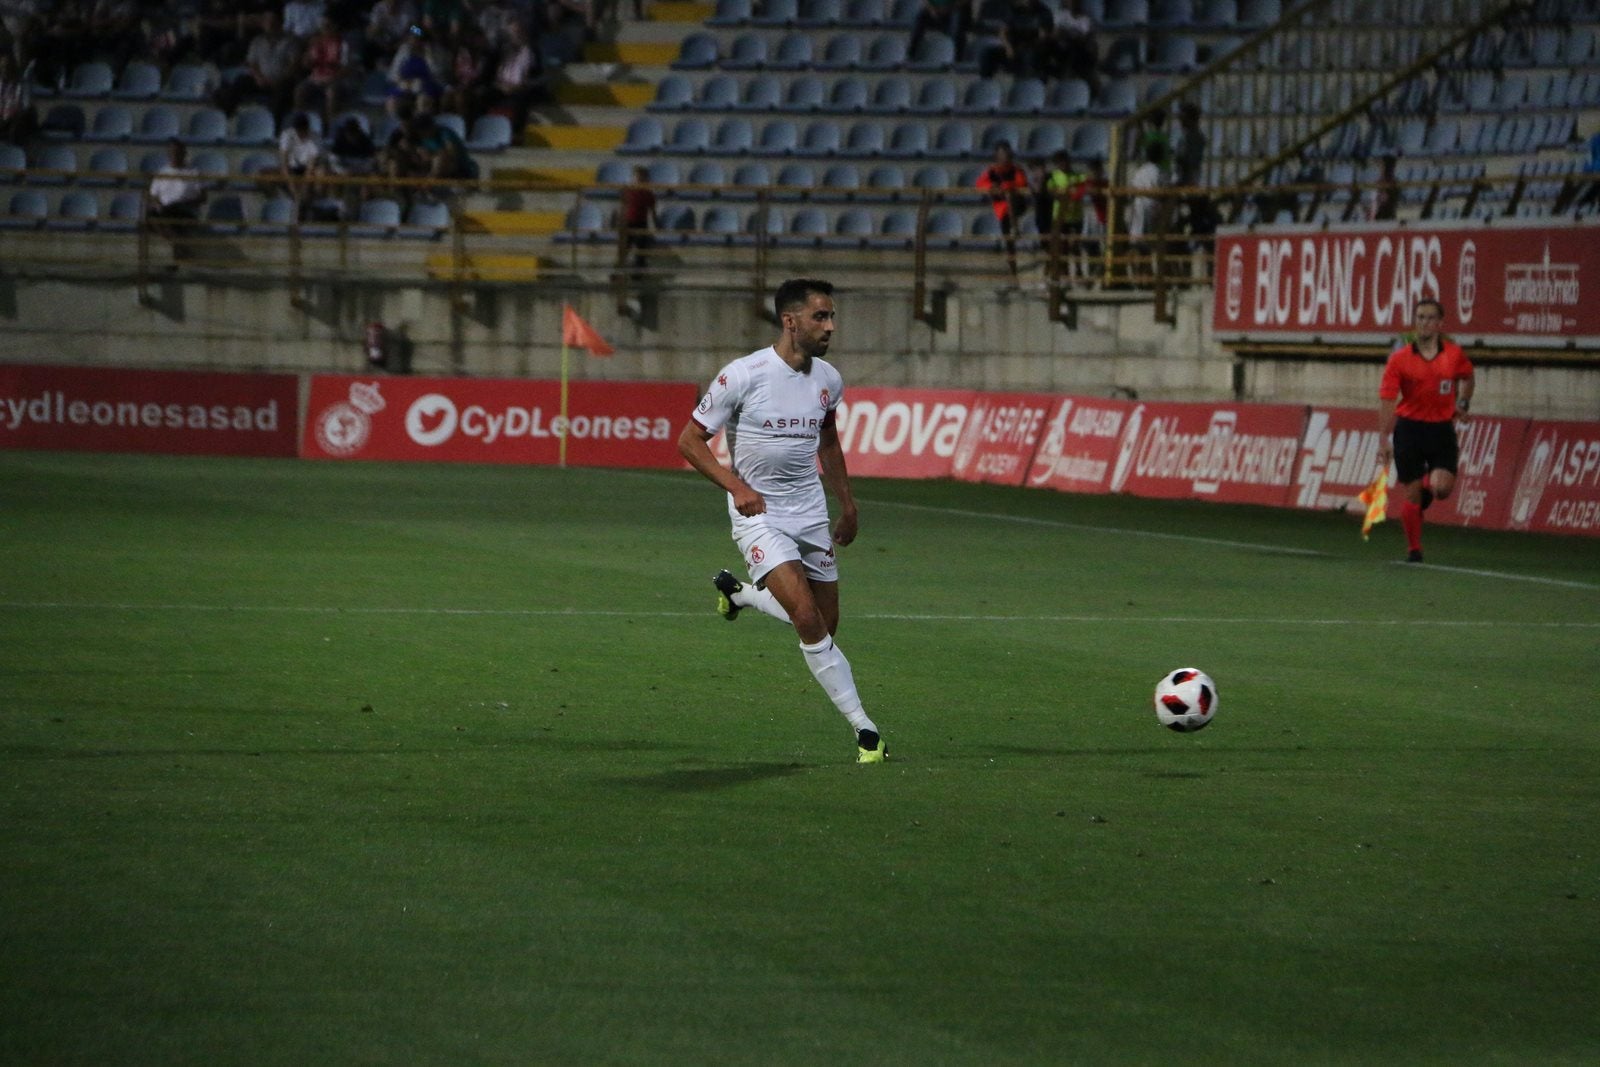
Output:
[313,380,386,457]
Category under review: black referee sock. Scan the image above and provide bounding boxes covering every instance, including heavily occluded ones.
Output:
[1420,487,1434,511]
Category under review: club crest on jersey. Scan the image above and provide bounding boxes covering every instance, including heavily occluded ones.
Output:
[819,388,830,409]
[718,374,728,388]
[749,545,765,566]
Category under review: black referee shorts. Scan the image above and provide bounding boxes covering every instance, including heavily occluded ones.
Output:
[1392,416,1458,484]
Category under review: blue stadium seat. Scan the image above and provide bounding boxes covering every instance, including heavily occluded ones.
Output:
[434,113,466,141]
[829,76,869,112]
[926,208,963,246]
[239,152,276,181]
[1101,0,1149,28]
[910,80,955,114]
[554,201,606,243]
[1006,79,1047,115]
[758,119,800,154]
[467,115,513,151]
[134,105,181,143]
[841,120,887,157]
[669,116,712,153]
[31,144,76,185]
[403,199,451,237]
[752,0,799,26]
[769,33,814,69]
[186,107,229,145]
[2,189,50,229]
[842,0,886,25]
[46,190,98,230]
[83,146,129,185]
[979,121,1021,155]
[736,75,783,110]
[776,162,815,189]
[887,121,930,157]
[821,162,861,194]
[1024,124,1067,157]
[822,207,873,247]
[1564,24,1595,64]
[1529,26,1563,66]
[111,61,162,101]
[90,103,134,141]
[1070,122,1109,160]
[743,205,785,245]
[684,160,726,196]
[729,161,771,196]
[796,121,842,157]
[908,34,956,71]
[708,0,753,24]
[646,159,680,185]
[862,35,908,70]
[959,80,1003,115]
[1150,0,1193,25]
[163,63,212,101]
[912,164,949,189]
[817,34,864,70]
[229,105,277,146]
[932,121,974,158]
[782,206,829,245]
[872,77,912,113]
[784,75,826,112]
[64,60,114,98]
[800,0,844,26]
[190,150,227,178]
[886,0,920,25]
[699,74,740,110]
[1147,35,1198,73]
[618,116,665,154]
[351,198,402,238]
[650,73,694,110]
[690,204,742,244]
[41,103,86,140]
[101,190,142,232]
[1090,79,1137,116]
[1423,116,1458,154]
[724,34,770,69]
[1045,79,1091,115]
[712,116,755,153]
[594,160,629,192]
[659,203,697,242]
[862,163,905,198]
[673,33,720,69]
[204,194,246,232]
[871,208,917,248]
[0,142,24,180]
[1236,0,1279,28]
[1492,73,1528,110]
[1193,0,1237,27]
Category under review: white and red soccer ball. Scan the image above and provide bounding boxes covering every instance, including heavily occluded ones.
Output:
[1154,668,1218,732]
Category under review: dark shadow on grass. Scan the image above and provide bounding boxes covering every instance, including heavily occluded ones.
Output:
[616,761,811,793]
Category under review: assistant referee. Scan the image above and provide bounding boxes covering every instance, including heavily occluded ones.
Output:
[1376,298,1475,563]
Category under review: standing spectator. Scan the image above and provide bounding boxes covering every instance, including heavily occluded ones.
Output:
[1172,101,1215,243]
[87,0,140,71]
[278,111,328,214]
[283,0,326,39]
[147,138,208,262]
[474,18,543,139]
[1367,153,1399,221]
[1138,107,1171,172]
[1038,0,1098,91]
[1043,150,1085,276]
[907,0,970,63]
[1074,156,1108,280]
[364,0,417,66]
[979,0,1052,79]
[293,13,351,128]
[1572,125,1600,213]
[0,53,37,144]
[440,26,491,119]
[616,164,657,268]
[977,140,1029,278]
[215,10,301,118]
[1127,142,1165,280]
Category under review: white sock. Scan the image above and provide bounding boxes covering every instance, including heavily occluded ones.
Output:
[799,636,877,735]
[734,583,791,623]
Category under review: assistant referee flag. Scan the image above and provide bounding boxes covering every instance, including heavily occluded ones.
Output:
[562,304,614,357]
[1358,466,1389,541]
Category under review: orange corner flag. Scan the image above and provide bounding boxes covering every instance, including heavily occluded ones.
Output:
[562,304,614,357]
[1358,465,1389,541]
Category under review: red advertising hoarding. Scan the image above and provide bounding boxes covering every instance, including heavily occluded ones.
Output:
[1505,420,1600,537]
[1214,222,1600,346]
[832,387,974,479]
[949,392,1056,486]
[301,374,694,467]
[1104,401,1306,507]
[1291,406,1533,530]
[0,363,297,456]
[1022,395,1136,494]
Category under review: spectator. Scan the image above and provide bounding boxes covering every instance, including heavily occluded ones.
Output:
[420,0,466,37]
[86,0,140,71]
[0,53,37,144]
[283,0,326,39]
[1172,101,1216,242]
[979,0,1053,79]
[1038,0,1098,91]
[364,0,417,66]
[1043,150,1086,273]
[278,110,328,213]
[467,18,543,139]
[976,139,1028,277]
[386,22,445,117]
[329,112,377,175]
[1367,153,1399,221]
[292,13,351,127]
[377,120,425,201]
[215,10,300,119]
[440,26,491,118]
[1575,126,1600,213]
[616,163,657,266]
[1138,107,1171,173]
[541,0,590,64]
[1073,156,1107,280]
[908,0,970,64]
[27,0,91,89]
[411,110,477,182]
[191,0,270,68]
[1127,142,1165,279]
[147,138,208,261]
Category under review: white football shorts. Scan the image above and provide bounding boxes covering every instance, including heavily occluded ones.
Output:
[731,510,837,585]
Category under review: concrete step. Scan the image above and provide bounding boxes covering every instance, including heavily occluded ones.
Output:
[489,165,597,188]
[460,210,568,236]
[554,81,656,107]
[583,40,681,65]
[425,252,545,282]
[522,125,627,150]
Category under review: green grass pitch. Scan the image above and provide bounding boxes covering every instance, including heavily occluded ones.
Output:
[3,451,1598,1065]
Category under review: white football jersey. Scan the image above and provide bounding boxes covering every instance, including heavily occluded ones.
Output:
[692,346,844,519]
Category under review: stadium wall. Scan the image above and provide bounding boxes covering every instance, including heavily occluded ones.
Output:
[0,276,1596,418]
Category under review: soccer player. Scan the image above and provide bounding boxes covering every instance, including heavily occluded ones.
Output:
[1376,298,1475,563]
[676,279,886,764]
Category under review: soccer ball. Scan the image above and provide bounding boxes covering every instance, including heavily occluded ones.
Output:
[1154,668,1218,732]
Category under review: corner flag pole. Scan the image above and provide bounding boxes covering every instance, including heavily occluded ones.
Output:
[559,336,570,469]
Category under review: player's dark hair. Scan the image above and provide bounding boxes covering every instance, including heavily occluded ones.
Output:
[774,278,833,320]
[1414,297,1445,318]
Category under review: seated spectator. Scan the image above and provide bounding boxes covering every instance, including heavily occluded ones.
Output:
[541,0,590,64]
[147,138,208,261]
[386,23,446,117]
[27,1,91,89]
[0,53,38,145]
[329,113,378,176]
[1037,0,1098,91]
[190,0,271,69]
[976,139,1029,277]
[215,10,300,119]
[908,0,971,63]
[472,18,544,139]
[411,111,477,182]
[87,0,141,71]
[292,13,352,127]
[378,120,426,201]
[420,0,467,37]
[440,26,492,119]
[979,0,1053,79]
[365,0,418,66]
[278,110,328,211]
[283,0,326,39]
[1366,153,1399,221]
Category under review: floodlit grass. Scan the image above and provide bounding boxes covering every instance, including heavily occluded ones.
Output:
[3,452,1598,1065]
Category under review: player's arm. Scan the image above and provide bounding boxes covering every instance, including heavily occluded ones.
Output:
[816,413,858,547]
[676,420,765,516]
[1376,396,1397,465]
[1455,374,1475,424]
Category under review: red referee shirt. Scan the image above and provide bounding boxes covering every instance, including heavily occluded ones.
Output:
[1379,338,1474,423]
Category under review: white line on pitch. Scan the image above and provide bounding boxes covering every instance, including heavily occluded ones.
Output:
[1387,561,1600,592]
[3,602,1597,627]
